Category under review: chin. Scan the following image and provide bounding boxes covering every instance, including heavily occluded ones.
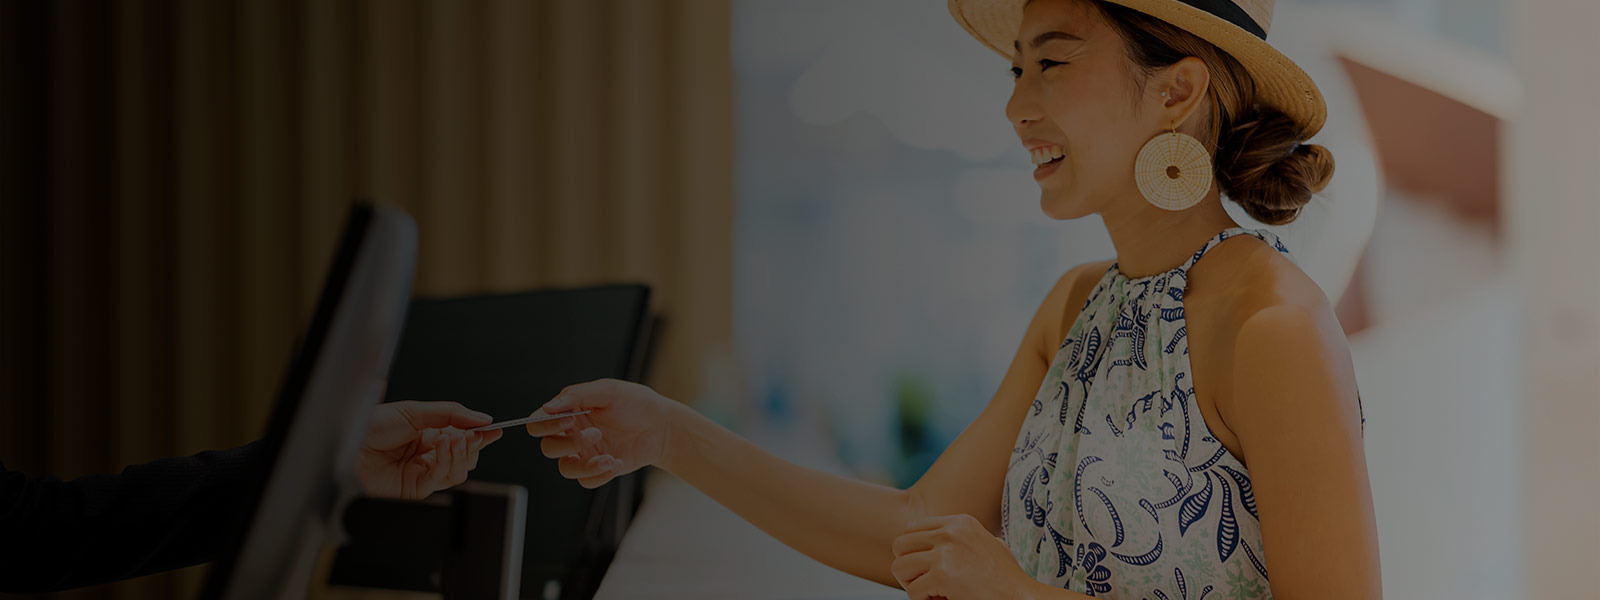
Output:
[1038,190,1091,221]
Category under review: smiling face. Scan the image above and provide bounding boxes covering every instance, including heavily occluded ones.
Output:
[1008,0,1180,220]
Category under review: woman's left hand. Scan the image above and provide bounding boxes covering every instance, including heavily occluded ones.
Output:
[890,513,1034,600]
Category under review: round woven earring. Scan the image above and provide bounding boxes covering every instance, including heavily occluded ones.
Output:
[1134,128,1213,211]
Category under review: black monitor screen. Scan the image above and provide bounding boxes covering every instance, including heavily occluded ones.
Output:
[199,202,418,600]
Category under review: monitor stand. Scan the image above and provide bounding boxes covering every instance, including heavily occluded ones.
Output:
[326,481,527,600]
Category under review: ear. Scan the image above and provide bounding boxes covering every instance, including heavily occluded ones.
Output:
[1155,56,1211,132]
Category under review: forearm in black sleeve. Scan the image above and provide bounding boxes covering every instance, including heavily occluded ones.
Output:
[0,440,268,593]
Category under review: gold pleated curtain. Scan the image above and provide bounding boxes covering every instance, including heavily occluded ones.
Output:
[0,1,731,598]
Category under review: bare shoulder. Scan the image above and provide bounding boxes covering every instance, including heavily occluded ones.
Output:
[1061,258,1116,301]
[1197,236,1359,430]
[1018,259,1116,359]
[1194,234,1341,338]
[1041,259,1116,346]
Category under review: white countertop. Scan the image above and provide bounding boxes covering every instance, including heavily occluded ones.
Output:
[593,466,905,600]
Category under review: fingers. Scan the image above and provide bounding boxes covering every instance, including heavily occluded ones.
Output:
[902,514,955,534]
[445,428,496,477]
[414,427,444,457]
[890,549,935,590]
[558,453,622,488]
[891,529,943,557]
[393,400,494,431]
[540,427,602,459]
[424,447,450,492]
[528,378,645,437]
[905,570,945,600]
[426,429,459,492]
[577,467,621,490]
[541,379,624,414]
[404,449,432,498]
[531,379,641,491]
[464,431,484,471]
[446,429,471,486]
[473,428,504,450]
[526,414,580,437]
[407,443,440,499]
[407,427,471,497]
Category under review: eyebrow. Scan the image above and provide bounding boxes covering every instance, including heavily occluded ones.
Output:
[1013,31,1085,53]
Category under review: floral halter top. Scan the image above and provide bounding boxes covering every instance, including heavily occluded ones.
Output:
[1002,226,1362,598]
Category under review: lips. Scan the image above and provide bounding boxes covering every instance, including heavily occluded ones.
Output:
[1033,154,1064,181]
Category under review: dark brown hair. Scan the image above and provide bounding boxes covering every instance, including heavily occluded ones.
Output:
[1089,0,1335,224]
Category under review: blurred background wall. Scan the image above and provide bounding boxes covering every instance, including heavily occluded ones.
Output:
[0,1,730,598]
[1508,2,1600,598]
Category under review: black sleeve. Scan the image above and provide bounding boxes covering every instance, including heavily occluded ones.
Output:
[0,441,269,594]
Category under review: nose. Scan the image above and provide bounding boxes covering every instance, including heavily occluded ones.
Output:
[1006,67,1045,130]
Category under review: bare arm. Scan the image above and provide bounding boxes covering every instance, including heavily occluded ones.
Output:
[659,409,917,588]
[1226,304,1383,598]
[657,264,1098,589]
[903,262,1100,532]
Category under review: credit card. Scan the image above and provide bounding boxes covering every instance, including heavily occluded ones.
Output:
[468,410,592,432]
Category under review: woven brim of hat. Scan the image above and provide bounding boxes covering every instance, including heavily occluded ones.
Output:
[949,0,1326,139]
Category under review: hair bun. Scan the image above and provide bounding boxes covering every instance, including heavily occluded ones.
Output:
[1214,105,1335,225]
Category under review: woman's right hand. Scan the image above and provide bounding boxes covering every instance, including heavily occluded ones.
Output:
[524,378,683,489]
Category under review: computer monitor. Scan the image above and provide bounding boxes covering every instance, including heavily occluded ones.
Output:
[199,201,418,600]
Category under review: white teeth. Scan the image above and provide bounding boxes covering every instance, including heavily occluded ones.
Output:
[1031,146,1066,166]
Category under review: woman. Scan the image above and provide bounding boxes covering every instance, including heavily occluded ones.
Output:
[527,0,1380,597]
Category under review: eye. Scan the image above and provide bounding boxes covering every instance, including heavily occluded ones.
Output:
[1012,58,1067,79]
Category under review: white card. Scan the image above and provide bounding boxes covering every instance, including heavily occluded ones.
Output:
[468,410,591,432]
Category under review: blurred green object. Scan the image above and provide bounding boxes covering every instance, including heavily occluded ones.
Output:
[892,371,940,487]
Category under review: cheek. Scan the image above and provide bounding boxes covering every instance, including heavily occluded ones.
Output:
[1075,144,1119,178]
[1042,100,1125,169]
[1071,130,1138,185]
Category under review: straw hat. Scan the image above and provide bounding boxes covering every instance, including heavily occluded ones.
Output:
[949,0,1327,139]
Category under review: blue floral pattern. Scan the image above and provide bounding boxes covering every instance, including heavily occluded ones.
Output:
[1002,227,1360,598]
